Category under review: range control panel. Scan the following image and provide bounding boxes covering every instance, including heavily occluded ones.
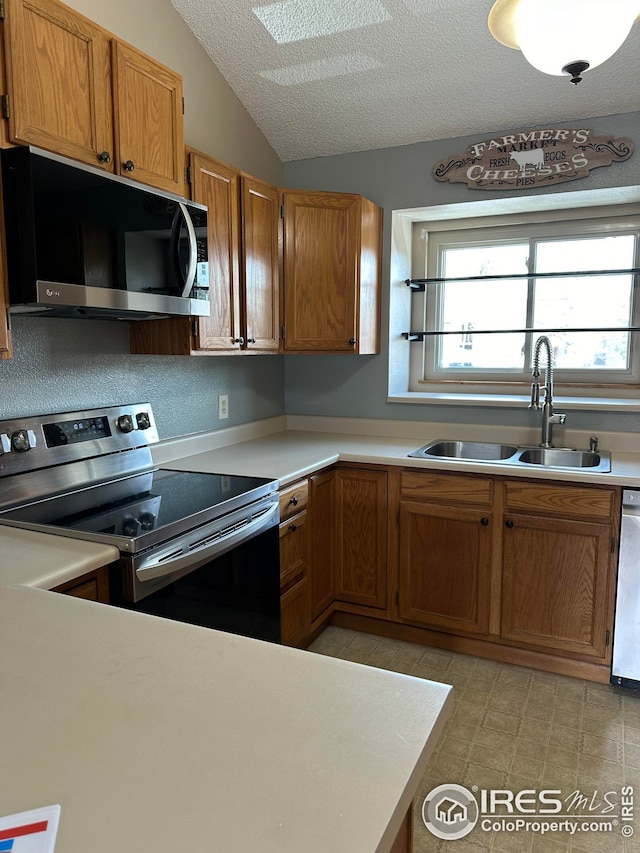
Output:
[0,403,159,478]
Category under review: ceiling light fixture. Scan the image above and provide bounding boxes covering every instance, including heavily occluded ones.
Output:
[488,0,640,84]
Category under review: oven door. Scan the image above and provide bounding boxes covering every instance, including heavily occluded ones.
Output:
[112,494,281,643]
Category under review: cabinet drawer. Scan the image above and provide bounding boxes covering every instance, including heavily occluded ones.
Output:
[279,479,309,520]
[505,482,616,519]
[401,470,493,507]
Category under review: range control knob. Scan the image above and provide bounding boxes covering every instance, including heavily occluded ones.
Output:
[138,511,156,531]
[11,429,36,452]
[117,414,135,433]
[0,434,10,454]
[122,517,141,537]
[136,412,151,430]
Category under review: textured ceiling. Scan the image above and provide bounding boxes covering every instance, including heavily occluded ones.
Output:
[170,0,640,162]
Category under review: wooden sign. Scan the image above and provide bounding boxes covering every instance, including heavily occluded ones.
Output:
[433,128,633,191]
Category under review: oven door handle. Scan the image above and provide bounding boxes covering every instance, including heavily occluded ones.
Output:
[134,501,279,583]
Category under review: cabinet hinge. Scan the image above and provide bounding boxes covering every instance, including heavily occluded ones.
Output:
[1,94,9,120]
[182,96,185,115]
[0,0,5,21]
[280,324,285,341]
[280,204,284,219]
[606,630,611,646]
[185,165,192,186]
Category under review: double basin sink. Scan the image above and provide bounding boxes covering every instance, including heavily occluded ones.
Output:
[408,440,611,473]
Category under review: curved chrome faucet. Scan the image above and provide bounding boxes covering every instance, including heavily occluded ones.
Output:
[529,336,566,448]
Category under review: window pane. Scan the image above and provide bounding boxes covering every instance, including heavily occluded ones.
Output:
[534,236,635,370]
[439,244,528,369]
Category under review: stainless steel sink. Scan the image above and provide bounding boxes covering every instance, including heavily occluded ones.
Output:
[408,440,611,473]
[408,440,519,461]
[516,447,611,472]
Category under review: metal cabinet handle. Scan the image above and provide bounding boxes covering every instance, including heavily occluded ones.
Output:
[247,337,256,344]
[289,496,298,506]
[123,160,135,172]
[288,523,297,532]
[97,150,111,163]
[233,337,245,345]
[505,519,514,528]
[480,517,489,526]
[348,338,356,346]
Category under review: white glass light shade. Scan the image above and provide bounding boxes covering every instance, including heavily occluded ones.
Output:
[489,0,640,78]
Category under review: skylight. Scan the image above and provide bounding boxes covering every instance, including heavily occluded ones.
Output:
[252,0,391,44]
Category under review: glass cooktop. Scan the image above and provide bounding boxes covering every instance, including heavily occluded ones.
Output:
[0,469,277,551]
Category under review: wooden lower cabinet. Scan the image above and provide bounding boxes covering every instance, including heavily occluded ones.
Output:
[501,481,618,662]
[52,566,110,603]
[398,500,492,636]
[279,481,311,646]
[335,466,388,610]
[398,470,493,637]
[309,469,338,620]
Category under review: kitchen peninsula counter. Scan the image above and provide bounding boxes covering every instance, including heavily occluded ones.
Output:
[0,584,452,853]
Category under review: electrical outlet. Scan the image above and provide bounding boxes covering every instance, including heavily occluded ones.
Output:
[218,394,229,420]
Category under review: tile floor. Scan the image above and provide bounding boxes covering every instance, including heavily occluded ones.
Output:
[308,627,640,853]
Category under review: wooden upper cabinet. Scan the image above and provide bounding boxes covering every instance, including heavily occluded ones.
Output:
[241,175,279,352]
[190,152,242,351]
[3,0,113,164]
[282,190,382,354]
[130,153,280,356]
[2,0,184,194]
[111,40,184,194]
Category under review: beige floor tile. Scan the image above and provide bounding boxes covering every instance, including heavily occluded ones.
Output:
[462,762,509,790]
[475,727,517,753]
[577,754,625,786]
[545,744,580,772]
[530,834,569,852]
[517,739,547,761]
[519,718,552,746]
[623,725,640,745]
[510,754,545,783]
[469,743,514,773]
[482,707,523,737]
[579,733,624,764]
[549,725,581,752]
[623,741,640,770]
[580,715,623,742]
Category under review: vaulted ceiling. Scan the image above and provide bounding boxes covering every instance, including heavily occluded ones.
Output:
[170,0,640,162]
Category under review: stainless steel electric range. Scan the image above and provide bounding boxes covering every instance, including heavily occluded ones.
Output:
[0,404,281,642]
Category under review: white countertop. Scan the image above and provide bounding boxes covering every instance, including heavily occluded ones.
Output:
[156,423,640,488]
[0,586,452,853]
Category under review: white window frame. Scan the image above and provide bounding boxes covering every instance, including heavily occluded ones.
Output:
[405,207,640,399]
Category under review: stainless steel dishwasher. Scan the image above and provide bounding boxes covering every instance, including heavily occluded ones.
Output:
[611,489,640,689]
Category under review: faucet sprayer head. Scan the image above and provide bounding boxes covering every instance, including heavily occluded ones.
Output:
[529,382,541,410]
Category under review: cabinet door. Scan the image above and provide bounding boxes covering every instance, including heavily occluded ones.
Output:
[241,176,280,351]
[190,153,242,350]
[335,468,387,609]
[283,191,359,352]
[111,40,184,193]
[3,0,113,168]
[398,501,492,635]
[52,566,110,603]
[502,512,613,660]
[281,577,309,648]
[279,510,309,590]
[309,469,337,620]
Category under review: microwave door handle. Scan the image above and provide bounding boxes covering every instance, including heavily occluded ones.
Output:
[179,202,198,298]
[169,203,198,298]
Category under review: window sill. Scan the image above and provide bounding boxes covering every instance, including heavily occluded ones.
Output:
[387,391,640,412]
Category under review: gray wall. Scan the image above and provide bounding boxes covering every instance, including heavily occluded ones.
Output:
[0,0,285,440]
[283,112,640,434]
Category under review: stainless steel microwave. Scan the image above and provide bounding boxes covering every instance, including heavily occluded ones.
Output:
[1,146,209,320]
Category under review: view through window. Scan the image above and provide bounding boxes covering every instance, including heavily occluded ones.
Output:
[415,217,640,389]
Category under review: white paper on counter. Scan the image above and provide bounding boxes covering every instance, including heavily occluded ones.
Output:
[0,805,60,853]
